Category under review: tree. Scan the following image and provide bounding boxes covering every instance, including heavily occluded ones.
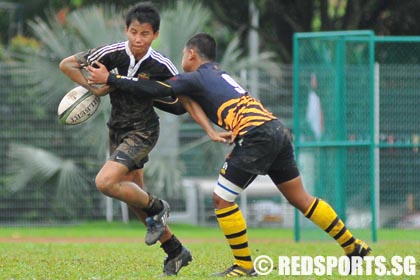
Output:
[8,0,420,63]
[205,0,420,63]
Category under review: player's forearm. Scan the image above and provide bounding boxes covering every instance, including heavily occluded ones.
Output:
[107,74,173,97]
[179,95,231,143]
[59,56,98,93]
[179,96,216,136]
[188,107,224,141]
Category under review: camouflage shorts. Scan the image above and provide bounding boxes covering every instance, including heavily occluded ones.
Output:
[109,125,159,170]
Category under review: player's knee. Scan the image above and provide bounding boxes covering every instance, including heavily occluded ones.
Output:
[213,176,242,205]
[95,173,116,195]
[212,192,234,209]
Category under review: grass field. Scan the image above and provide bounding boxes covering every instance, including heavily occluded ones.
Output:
[0,223,419,279]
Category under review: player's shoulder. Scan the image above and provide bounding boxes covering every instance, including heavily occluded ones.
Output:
[87,41,126,62]
[167,71,202,94]
[149,48,178,75]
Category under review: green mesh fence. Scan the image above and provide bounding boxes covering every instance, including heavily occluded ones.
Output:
[293,31,420,242]
[375,38,420,231]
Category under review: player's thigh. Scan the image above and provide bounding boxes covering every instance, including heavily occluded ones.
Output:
[267,124,300,185]
[107,130,147,189]
[267,158,300,186]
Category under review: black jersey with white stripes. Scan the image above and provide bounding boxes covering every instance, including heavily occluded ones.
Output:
[76,41,178,130]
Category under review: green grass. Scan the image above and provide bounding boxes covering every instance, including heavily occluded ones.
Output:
[0,223,419,279]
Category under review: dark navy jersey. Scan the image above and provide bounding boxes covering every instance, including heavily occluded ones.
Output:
[166,62,276,136]
[76,41,178,130]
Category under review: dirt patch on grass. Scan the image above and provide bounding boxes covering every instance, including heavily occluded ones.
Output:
[0,237,145,243]
[0,236,290,244]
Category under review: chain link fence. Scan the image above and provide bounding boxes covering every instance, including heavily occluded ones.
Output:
[293,31,420,241]
[0,62,293,226]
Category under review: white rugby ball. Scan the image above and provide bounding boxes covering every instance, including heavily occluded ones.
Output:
[57,86,100,125]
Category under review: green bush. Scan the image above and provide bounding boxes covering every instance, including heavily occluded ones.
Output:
[9,35,41,55]
[0,43,4,60]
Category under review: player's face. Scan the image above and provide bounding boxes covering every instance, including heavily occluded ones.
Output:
[181,47,193,72]
[126,20,158,59]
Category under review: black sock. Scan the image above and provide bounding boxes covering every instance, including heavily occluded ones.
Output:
[143,195,163,216]
[161,235,183,259]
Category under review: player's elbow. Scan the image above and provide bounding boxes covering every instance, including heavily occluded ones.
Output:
[59,59,70,74]
[59,56,77,74]
[173,106,187,115]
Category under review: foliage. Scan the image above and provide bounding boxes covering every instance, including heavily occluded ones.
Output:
[219,34,282,86]
[8,35,41,56]
[205,0,420,63]
[5,144,93,219]
[6,0,420,64]
[157,0,212,65]
[0,43,4,61]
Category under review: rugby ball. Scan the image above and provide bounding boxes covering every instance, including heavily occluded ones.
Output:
[57,86,100,125]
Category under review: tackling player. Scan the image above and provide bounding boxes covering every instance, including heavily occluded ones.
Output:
[87,32,372,277]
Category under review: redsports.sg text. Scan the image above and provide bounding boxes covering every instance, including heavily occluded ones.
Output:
[253,255,416,276]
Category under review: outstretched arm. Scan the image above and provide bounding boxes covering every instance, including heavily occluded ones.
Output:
[87,61,173,98]
[153,96,186,115]
[178,95,234,144]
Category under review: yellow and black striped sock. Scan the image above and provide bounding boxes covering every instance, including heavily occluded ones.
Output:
[215,204,253,270]
[304,198,356,254]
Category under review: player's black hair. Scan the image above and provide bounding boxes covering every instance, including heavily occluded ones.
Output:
[186,32,217,61]
[125,2,160,32]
